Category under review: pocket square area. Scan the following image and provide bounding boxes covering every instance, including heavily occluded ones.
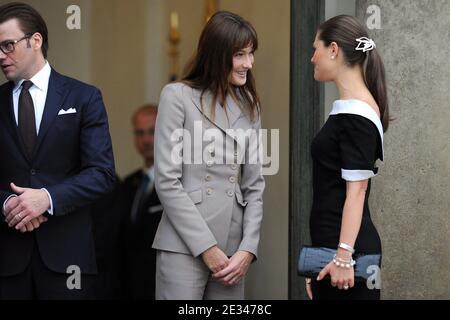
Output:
[58,108,77,115]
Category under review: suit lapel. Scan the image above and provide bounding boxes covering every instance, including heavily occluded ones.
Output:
[190,88,248,140]
[225,94,247,129]
[191,88,230,132]
[0,82,30,163]
[34,69,66,155]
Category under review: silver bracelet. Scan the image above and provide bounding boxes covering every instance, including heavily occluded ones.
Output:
[338,242,355,254]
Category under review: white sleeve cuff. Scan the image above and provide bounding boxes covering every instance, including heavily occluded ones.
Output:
[341,169,376,182]
[3,194,18,214]
[41,188,54,215]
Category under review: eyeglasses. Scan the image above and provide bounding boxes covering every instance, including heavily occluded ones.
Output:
[0,34,31,55]
[134,129,155,137]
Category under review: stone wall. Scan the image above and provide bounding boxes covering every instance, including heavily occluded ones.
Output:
[357,0,450,299]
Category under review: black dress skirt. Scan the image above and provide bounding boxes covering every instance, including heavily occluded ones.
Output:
[309,99,384,300]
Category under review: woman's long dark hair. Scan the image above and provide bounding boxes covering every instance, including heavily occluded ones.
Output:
[183,11,260,122]
[318,15,390,132]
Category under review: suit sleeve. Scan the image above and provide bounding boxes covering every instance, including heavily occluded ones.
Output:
[0,191,12,208]
[154,84,217,257]
[46,87,115,216]
[238,113,265,259]
[1,195,15,222]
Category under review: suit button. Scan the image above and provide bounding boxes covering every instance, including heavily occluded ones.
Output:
[229,176,236,183]
[205,175,212,182]
[206,161,214,167]
[206,188,213,195]
[231,164,238,170]
[227,190,234,197]
[30,169,37,176]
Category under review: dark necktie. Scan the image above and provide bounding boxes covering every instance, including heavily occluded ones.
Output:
[18,80,37,158]
[130,174,151,224]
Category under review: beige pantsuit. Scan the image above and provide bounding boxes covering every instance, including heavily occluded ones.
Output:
[152,83,265,300]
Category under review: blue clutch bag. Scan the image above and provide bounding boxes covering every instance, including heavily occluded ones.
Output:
[298,246,381,282]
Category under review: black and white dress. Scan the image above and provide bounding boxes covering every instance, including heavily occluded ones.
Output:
[310,99,384,300]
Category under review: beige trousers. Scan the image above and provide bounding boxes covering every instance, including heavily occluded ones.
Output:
[155,250,245,300]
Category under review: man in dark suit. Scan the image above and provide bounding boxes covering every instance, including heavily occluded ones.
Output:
[0,3,115,299]
[91,173,125,299]
[122,105,162,300]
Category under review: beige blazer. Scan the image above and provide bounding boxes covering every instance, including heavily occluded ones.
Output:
[152,83,265,258]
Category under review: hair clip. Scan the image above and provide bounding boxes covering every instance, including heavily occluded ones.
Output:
[355,37,376,52]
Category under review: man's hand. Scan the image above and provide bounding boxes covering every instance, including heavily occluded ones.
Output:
[18,215,48,233]
[201,246,230,274]
[212,250,254,286]
[4,183,50,230]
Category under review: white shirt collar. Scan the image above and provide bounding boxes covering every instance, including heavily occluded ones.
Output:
[143,166,155,182]
[13,61,51,94]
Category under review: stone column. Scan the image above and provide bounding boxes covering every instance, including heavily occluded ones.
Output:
[356,0,450,299]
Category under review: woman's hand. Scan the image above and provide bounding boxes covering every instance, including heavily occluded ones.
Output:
[305,278,313,300]
[201,246,230,273]
[317,259,355,290]
[212,251,254,286]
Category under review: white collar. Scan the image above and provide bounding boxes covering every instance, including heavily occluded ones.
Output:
[330,99,384,160]
[13,61,51,94]
[143,166,155,182]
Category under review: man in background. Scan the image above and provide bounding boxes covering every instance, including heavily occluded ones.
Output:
[121,105,162,300]
[91,173,124,299]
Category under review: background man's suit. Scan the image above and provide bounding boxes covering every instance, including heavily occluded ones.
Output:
[0,68,115,299]
[122,169,162,300]
[91,174,124,299]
